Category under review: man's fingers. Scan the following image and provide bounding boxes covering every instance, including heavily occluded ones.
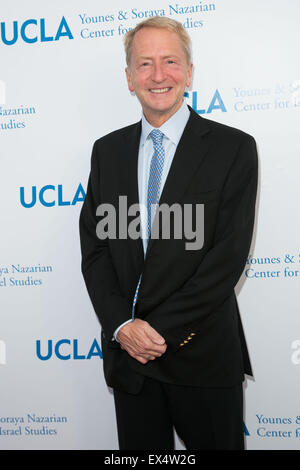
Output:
[146,338,167,354]
[124,344,158,364]
[117,318,167,360]
[143,323,166,345]
[139,339,166,356]
[126,343,162,359]
[133,354,156,364]
[122,335,165,356]
[127,351,155,364]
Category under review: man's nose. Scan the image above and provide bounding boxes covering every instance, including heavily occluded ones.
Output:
[151,62,166,82]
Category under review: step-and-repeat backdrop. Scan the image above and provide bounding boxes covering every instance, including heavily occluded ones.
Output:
[1,0,299,450]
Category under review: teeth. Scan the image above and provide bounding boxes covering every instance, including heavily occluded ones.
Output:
[150,88,170,93]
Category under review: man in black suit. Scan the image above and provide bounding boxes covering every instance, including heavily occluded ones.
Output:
[79,16,258,450]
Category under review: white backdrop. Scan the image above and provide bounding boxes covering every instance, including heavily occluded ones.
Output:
[1,0,299,450]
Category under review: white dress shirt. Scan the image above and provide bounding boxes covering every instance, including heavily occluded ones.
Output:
[113,101,190,340]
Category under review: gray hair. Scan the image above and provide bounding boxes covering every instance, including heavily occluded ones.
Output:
[124,16,192,66]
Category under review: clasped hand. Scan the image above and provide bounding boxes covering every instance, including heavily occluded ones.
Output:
[117,318,167,364]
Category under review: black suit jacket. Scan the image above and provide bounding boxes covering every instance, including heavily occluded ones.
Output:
[79,107,258,394]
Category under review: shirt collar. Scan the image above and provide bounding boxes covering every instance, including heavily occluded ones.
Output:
[140,101,190,147]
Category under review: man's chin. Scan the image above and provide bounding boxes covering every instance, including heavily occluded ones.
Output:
[143,103,182,127]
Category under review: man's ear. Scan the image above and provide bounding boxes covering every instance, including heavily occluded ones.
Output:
[186,62,193,88]
[125,67,134,92]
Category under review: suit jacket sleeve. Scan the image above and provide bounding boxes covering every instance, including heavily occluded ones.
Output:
[145,133,258,351]
[79,141,132,340]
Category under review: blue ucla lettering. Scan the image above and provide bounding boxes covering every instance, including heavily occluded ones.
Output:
[184,90,227,114]
[207,89,227,113]
[36,339,52,361]
[58,184,71,206]
[20,184,86,208]
[192,91,205,114]
[87,338,103,359]
[54,16,73,41]
[20,19,38,44]
[20,186,37,208]
[36,339,102,360]
[55,339,71,360]
[73,339,86,360]
[0,20,18,45]
[243,422,250,436]
[40,18,53,42]
[1,17,73,46]
[39,185,55,207]
[72,183,85,205]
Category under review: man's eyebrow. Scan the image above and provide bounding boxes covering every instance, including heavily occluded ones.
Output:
[137,55,180,60]
[162,55,179,59]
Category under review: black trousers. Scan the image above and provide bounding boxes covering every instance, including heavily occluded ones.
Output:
[113,376,244,450]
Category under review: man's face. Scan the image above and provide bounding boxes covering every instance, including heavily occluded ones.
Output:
[126,27,193,126]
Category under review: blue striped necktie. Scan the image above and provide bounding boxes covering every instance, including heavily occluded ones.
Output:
[146,129,165,242]
[131,129,165,320]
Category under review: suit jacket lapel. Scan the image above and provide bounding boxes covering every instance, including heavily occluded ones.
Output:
[120,121,144,271]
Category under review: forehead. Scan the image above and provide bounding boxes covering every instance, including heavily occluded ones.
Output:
[131,27,185,58]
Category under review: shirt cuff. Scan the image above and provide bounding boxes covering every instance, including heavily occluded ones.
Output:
[113,319,133,342]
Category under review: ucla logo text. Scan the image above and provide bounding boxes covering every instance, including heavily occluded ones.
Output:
[184,89,227,114]
[20,183,85,208]
[36,339,102,361]
[0,16,73,46]
[243,422,250,436]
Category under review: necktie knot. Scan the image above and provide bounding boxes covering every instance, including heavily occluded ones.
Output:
[149,129,164,146]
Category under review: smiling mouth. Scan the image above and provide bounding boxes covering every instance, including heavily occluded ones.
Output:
[149,87,171,94]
